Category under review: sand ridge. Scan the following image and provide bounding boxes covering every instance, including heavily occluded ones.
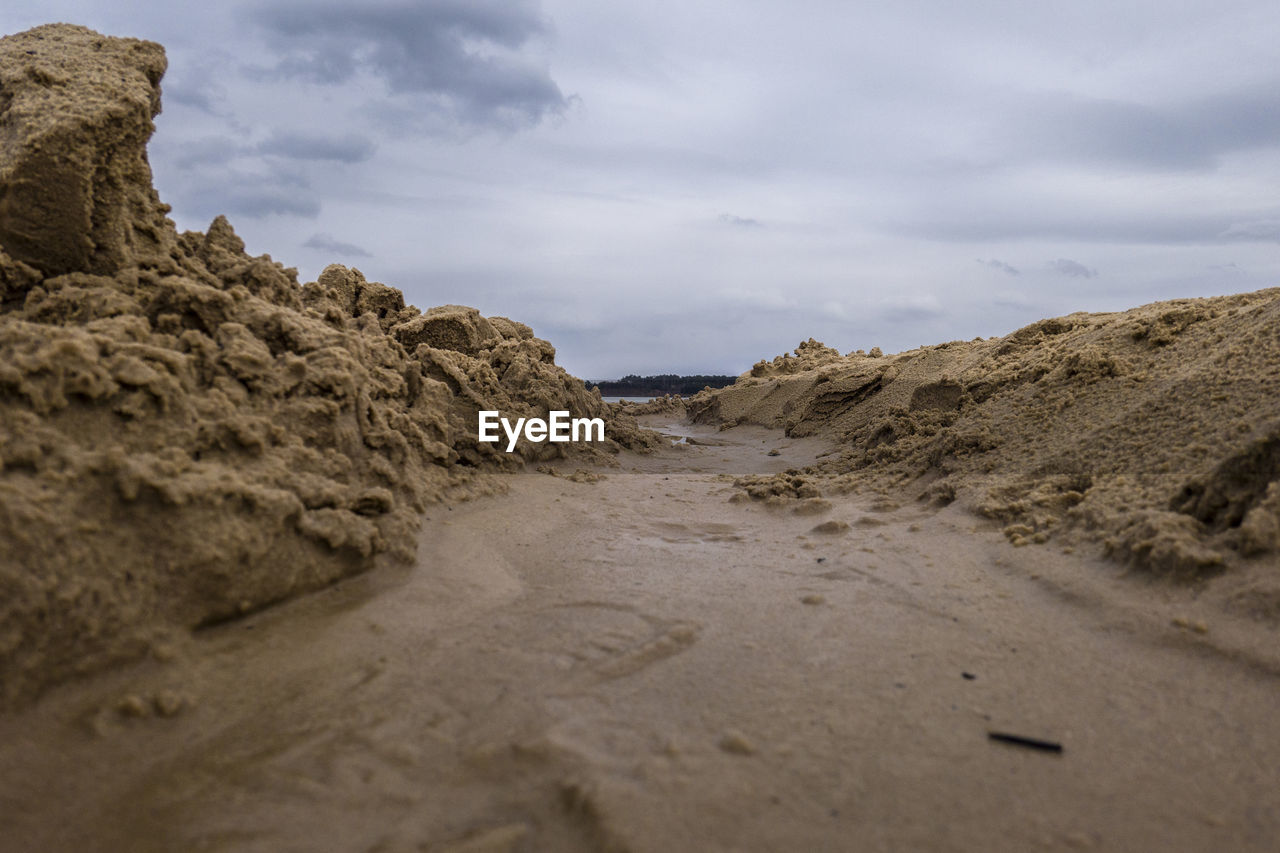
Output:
[1,425,1277,851]
[2,20,1280,851]
[0,24,659,706]
[687,291,1280,616]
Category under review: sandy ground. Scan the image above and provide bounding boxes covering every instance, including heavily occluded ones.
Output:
[2,420,1278,852]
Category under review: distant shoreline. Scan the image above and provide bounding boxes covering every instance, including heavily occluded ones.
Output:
[600,395,654,404]
[587,374,737,398]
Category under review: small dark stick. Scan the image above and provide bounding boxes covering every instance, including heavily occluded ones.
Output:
[987,731,1063,753]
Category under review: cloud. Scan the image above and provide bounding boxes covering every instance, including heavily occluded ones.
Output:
[164,81,219,113]
[156,53,234,116]
[991,290,1035,310]
[1003,84,1280,173]
[248,0,568,129]
[210,186,321,219]
[1218,219,1280,242]
[1049,258,1098,278]
[877,293,943,322]
[887,207,1230,245]
[170,168,321,221]
[168,136,243,170]
[1013,94,1202,171]
[978,258,1020,276]
[25,0,1275,378]
[712,287,794,311]
[258,131,376,163]
[303,233,373,257]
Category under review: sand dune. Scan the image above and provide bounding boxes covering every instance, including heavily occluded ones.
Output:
[3,423,1279,851]
[684,295,1280,613]
[2,22,1279,852]
[0,24,655,706]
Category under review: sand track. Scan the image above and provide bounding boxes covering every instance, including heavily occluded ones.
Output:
[2,22,1277,852]
[1,423,1278,852]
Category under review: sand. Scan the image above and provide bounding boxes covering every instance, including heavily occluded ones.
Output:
[690,292,1280,596]
[2,422,1278,851]
[0,24,657,707]
[3,21,1280,853]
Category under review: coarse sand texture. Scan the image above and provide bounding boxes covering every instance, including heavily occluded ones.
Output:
[0,24,659,706]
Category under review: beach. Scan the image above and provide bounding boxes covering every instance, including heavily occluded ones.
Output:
[3,21,1280,853]
[2,418,1278,851]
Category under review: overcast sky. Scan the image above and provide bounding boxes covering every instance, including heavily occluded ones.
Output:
[6,2,1280,378]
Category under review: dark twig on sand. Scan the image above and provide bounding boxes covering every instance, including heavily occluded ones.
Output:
[987,731,1063,753]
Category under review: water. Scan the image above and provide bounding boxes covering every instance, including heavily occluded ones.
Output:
[600,395,655,404]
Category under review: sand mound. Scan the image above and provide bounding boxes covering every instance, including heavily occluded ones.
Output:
[747,337,846,377]
[616,393,688,416]
[691,290,1280,581]
[0,25,174,281]
[0,24,657,705]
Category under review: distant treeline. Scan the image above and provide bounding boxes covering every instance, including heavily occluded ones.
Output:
[587,374,738,397]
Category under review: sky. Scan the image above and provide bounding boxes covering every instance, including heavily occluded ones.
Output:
[4,1,1280,379]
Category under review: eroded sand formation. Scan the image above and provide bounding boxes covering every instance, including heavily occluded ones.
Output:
[3,22,1280,852]
[3,20,1278,718]
[0,24,657,705]
[691,290,1280,604]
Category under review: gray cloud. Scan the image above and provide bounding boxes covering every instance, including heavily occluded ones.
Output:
[893,210,1228,245]
[11,0,1280,378]
[303,233,372,257]
[1049,258,1098,279]
[168,136,243,170]
[719,213,762,228]
[258,131,376,163]
[1219,219,1280,242]
[1014,95,1204,171]
[979,258,1020,276]
[876,294,944,323]
[170,168,320,221]
[164,81,218,113]
[249,0,568,129]
[209,187,320,219]
[151,50,233,116]
[1004,84,1280,172]
[991,290,1035,310]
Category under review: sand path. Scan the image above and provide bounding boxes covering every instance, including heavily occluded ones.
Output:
[2,422,1278,852]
